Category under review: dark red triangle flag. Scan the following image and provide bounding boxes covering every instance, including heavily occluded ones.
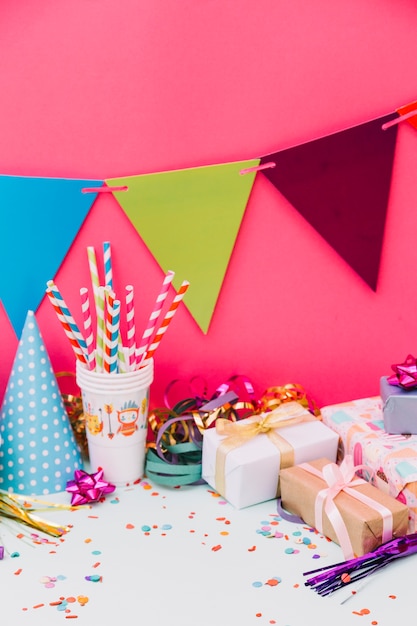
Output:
[260,113,398,290]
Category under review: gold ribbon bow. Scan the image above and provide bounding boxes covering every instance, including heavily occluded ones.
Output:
[214,401,317,496]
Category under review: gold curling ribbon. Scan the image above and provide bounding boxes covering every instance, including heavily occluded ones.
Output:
[214,401,318,497]
[56,371,88,458]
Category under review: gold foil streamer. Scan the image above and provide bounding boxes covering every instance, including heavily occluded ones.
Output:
[0,491,75,537]
[214,402,318,497]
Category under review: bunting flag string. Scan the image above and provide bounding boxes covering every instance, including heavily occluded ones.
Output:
[106,160,260,334]
[259,113,399,290]
[0,101,416,335]
[0,176,102,335]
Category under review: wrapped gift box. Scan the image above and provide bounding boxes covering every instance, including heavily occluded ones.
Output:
[280,457,409,558]
[201,402,339,509]
[321,396,417,532]
[380,376,417,435]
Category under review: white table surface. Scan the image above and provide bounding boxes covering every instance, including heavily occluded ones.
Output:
[0,480,413,626]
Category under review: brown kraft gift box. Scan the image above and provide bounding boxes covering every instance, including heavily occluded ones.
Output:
[280,457,409,557]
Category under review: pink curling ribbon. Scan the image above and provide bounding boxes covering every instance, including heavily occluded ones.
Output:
[387,354,417,390]
[66,468,116,506]
[300,456,393,561]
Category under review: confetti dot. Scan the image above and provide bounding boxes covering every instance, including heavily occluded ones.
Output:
[211,544,222,551]
[141,525,151,532]
[11,552,20,558]
[388,595,397,600]
[126,523,135,530]
[285,548,294,554]
[341,573,351,584]
[91,550,101,555]
[252,581,263,588]
[248,546,257,552]
[161,524,172,531]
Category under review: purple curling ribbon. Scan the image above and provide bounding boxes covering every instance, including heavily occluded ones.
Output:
[388,354,417,390]
[66,468,116,506]
[303,533,417,596]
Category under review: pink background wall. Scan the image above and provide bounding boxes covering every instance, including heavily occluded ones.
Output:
[1,0,417,410]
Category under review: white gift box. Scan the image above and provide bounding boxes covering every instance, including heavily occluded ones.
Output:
[201,402,339,509]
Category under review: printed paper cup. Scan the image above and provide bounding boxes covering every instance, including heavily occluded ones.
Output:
[76,359,153,485]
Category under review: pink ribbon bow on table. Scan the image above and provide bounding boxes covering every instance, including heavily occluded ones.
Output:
[66,468,116,506]
[387,354,417,389]
[300,456,393,560]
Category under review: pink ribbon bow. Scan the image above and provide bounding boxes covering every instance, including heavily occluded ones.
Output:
[300,456,393,560]
[66,468,116,506]
[388,354,417,390]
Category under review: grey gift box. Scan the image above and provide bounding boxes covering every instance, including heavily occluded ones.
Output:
[380,375,417,434]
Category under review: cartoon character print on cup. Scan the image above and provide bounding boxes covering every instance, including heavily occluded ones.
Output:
[85,397,148,439]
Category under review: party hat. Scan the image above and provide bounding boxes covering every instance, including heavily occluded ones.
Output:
[0,311,83,494]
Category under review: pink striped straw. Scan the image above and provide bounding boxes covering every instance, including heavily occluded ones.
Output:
[80,287,96,371]
[140,280,190,365]
[135,270,175,363]
[125,285,136,370]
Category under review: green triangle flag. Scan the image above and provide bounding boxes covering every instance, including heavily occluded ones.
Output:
[107,160,259,333]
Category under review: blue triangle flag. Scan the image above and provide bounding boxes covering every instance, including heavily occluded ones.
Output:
[0,311,84,494]
[0,175,103,335]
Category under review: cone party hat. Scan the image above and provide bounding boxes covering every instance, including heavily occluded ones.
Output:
[0,311,83,494]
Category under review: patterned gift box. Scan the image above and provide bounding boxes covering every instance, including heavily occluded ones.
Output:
[321,396,417,532]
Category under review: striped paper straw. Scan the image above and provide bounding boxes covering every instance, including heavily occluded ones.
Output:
[95,286,106,372]
[80,287,96,371]
[46,280,88,358]
[105,286,128,373]
[140,280,190,365]
[135,270,175,363]
[45,288,88,365]
[125,285,136,370]
[104,295,121,374]
[86,246,105,370]
[103,241,113,289]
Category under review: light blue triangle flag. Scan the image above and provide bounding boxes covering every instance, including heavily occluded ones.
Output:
[0,310,84,494]
[0,175,103,336]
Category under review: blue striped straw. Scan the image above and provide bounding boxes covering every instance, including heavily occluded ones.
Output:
[104,296,121,374]
[46,280,88,359]
[103,241,113,289]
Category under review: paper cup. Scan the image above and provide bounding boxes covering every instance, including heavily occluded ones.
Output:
[76,359,154,485]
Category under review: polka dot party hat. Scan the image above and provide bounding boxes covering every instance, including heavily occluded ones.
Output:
[0,310,84,494]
